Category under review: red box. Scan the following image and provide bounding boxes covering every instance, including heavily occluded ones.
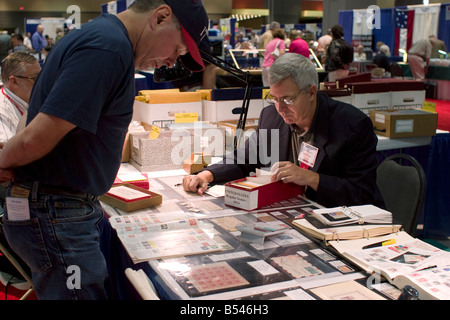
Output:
[224,178,304,211]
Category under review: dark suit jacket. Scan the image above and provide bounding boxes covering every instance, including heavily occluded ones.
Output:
[207,93,385,208]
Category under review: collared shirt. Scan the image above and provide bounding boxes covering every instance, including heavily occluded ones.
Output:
[288,100,319,166]
[31,32,47,52]
[289,124,314,166]
[0,87,28,143]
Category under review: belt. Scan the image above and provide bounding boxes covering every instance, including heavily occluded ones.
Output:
[12,181,99,202]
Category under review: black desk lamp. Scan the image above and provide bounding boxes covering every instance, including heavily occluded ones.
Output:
[154,49,254,149]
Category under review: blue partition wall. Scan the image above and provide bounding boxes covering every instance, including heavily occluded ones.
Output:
[339,4,450,54]
[438,4,450,52]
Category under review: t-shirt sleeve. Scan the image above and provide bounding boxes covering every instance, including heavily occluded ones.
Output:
[39,48,127,133]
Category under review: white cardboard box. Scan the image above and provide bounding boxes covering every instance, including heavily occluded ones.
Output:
[390,90,425,109]
[132,100,203,125]
[351,92,391,115]
[202,99,267,122]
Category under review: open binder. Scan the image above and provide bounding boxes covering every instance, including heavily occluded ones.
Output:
[329,232,450,300]
[311,205,392,227]
[291,214,401,242]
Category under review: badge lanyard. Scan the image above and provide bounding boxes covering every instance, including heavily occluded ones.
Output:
[2,88,24,116]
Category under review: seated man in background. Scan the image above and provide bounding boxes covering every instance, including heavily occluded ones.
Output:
[373,44,390,73]
[183,53,384,208]
[0,52,40,207]
[0,52,41,143]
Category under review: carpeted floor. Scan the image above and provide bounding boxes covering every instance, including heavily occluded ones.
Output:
[427,99,450,131]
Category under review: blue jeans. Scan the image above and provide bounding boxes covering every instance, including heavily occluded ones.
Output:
[2,190,108,300]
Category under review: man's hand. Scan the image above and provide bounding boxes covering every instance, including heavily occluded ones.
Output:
[182,170,214,196]
[270,161,319,191]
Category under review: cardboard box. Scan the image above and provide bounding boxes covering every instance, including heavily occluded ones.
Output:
[352,92,391,115]
[121,122,153,163]
[370,109,438,138]
[100,184,162,212]
[217,118,259,150]
[224,178,304,211]
[348,80,425,94]
[390,90,425,109]
[129,125,226,172]
[202,99,267,122]
[132,94,203,125]
[183,152,210,174]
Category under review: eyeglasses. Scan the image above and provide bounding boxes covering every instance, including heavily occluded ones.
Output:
[265,89,302,106]
[14,75,38,82]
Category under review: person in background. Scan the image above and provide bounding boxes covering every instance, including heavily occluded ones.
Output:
[354,45,366,61]
[31,25,47,58]
[55,28,65,44]
[259,21,280,49]
[287,29,309,58]
[0,52,40,206]
[0,0,209,300]
[0,31,12,62]
[10,34,30,53]
[250,31,259,49]
[325,24,354,82]
[261,28,286,87]
[23,32,33,52]
[408,39,431,81]
[0,52,41,143]
[182,53,384,209]
[373,44,390,73]
[316,29,332,62]
[41,45,53,63]
[429,35,447,59]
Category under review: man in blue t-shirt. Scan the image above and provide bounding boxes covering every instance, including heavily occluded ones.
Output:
[0,0,209,300]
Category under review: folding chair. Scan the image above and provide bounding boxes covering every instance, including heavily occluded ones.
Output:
[376,154,426,237]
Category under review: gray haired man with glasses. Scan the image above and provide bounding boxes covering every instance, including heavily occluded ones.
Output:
[183,53,384,208]
[0,52,41,144]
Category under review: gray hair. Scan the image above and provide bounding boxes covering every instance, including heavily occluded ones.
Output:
[269,21,280,30]
[379,44,391,57]
[1,52,38,83]
[129,0,167,13]
[268,53,318,92]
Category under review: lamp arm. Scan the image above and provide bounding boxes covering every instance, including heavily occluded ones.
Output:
[200,49,254,148]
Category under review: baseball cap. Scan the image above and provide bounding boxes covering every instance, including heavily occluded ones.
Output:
[164,0,209,72]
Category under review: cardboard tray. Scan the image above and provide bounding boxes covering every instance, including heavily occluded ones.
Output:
[100,183,162,212]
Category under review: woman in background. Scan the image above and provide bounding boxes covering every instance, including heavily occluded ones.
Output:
[261,28,286,87]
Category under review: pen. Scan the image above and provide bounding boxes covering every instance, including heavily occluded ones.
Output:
[362,239,396,249]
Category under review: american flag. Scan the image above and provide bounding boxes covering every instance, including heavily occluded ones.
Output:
[394,9,414,56]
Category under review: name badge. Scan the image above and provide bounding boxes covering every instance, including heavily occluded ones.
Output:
[5,197,30,221]
[298,142,319,168]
